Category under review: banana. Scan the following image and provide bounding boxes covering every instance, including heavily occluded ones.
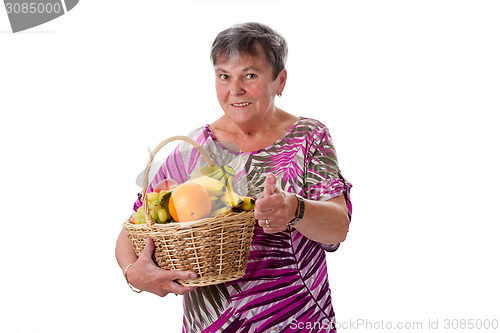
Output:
[207,165,236,182]
[222,174,234,189]
[221,166,235,185]
[233,196,255,212]
[221,165,236,176]
[208,168,225,182]
[219,189,242,208]
[240,196,256,211]
[190,165,234,181]
[186,176,225,195]
[211,197,224,209]
[190,166,216,180]
[210,196,226,209]
[210,206,233,217]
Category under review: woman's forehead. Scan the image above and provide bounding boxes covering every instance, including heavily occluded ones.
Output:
[215,46,270,71]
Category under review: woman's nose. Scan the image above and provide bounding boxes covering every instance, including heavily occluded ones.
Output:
[230,79,245,96]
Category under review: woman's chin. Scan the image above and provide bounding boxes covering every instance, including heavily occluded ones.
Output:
[225,110,257,126]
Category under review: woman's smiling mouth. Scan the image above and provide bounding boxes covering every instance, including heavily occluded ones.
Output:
[231,102,251,107]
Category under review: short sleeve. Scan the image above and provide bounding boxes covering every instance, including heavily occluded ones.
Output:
[304,127,351,202]
[303,123,353,252]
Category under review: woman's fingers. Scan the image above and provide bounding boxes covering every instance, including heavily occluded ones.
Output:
[258,219,283,233]
[128,238,199,297]
[146,268,198,297]
[164,270,199,295]
[255,195,287,232]
[255,194,285,219]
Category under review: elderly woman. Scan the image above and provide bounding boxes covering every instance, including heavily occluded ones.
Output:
[116,22,352,332]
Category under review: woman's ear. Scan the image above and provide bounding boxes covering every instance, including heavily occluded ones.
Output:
[277,68,287,94]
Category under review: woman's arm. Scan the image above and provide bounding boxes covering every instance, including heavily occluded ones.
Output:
[291,195,349,245]
[115,229,198,296]
[254,174,350,245]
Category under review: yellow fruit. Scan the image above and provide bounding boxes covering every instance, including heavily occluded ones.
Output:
[219,190,242,208]
[210,206,233,217]
[168,182,212,222]
[189,166,215,180]
[157,208,169,223]
[187,175,225,195]
[236,196,255,211]
[205,165,235,183]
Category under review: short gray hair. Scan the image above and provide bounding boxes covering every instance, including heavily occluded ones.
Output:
[210,22,288,80]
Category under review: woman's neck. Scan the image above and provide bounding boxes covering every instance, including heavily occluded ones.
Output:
[210,107,298,152]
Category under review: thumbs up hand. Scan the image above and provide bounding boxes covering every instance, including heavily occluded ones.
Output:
[254,174,298,233]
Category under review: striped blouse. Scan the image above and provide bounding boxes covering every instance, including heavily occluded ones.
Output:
[135,117,352,332]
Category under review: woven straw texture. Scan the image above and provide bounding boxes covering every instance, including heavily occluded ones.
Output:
[123,136,255,286]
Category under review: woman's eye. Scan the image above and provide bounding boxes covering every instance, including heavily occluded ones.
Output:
[220,74,229,80]
[246,73,257,79]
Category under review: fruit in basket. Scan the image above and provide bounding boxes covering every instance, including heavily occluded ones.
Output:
[211,166,236,188]
[188,165,257,214]
[189,166,215,179]
[210,206,233,217]
[190,165,238,195]
[130,165,255,224]
[154,179,179,193]
[133,207,147,224]
[157,208,169,222]
[219,189,243,208]
[168,182,212,222]
[234,196,256,212]
[130,189,173,224]
[187,175,225,195]
[191,165,236,188]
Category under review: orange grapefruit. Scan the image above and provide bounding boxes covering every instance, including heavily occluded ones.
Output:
[168,182,212,222]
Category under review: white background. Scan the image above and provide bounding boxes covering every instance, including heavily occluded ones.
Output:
[1,1,499,332]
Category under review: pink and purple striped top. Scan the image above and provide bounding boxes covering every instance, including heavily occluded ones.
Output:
[135,117,352,332]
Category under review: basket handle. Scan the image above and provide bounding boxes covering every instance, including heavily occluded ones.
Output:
[141,135,215,226]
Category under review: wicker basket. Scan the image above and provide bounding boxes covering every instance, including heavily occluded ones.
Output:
[123,136,255,286]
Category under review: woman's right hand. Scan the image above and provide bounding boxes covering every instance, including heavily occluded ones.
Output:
[126,238,198,297]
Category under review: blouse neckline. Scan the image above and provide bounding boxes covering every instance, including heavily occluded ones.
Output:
[205,116,304,155]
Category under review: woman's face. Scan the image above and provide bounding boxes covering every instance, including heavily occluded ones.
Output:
[214,44,286,129]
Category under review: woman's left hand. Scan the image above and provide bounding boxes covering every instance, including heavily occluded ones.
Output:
[254,173,297,233]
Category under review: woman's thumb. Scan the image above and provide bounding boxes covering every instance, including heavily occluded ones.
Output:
[140,238,155,261]
[262,173,277,197]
